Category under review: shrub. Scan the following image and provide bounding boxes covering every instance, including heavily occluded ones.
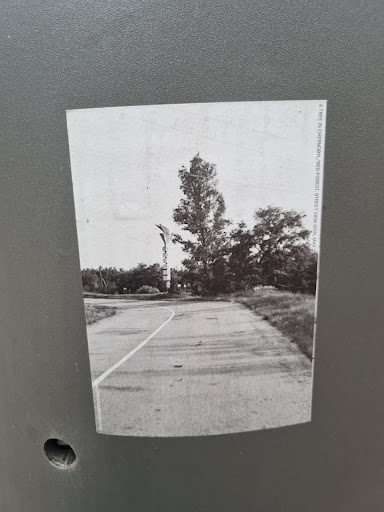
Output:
[136,285,161,294]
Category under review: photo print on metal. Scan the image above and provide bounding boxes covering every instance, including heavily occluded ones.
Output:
[66,100,326,436]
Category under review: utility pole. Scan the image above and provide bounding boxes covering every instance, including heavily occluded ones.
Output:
[156,224,171,291]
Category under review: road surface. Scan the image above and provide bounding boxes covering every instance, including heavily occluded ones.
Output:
[85,297,312,436]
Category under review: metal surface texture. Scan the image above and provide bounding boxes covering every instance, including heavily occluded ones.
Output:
[1,1,384,510]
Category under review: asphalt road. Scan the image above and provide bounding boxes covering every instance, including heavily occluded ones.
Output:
[86,297,312,437]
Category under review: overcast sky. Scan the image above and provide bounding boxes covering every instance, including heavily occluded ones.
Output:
[66,100,325,270]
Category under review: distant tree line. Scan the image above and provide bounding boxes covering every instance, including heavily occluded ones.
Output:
[82,154,318,297]
[82,264,183,294]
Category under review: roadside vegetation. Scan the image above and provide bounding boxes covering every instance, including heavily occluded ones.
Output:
[236,288,315,359]
[172,154,317,297]
[84,304,117,326]
[136,285,160,294]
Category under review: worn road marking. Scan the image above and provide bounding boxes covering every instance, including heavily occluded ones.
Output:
[92,306,175,389]
[94,385,103,432]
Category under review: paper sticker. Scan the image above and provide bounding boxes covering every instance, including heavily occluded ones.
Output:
[67,100,326,436]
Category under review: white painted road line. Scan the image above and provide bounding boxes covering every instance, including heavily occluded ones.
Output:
[94,385,103,432]
[92,306,175,389]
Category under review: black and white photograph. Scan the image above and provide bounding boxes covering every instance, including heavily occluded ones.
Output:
[67,100,326,437]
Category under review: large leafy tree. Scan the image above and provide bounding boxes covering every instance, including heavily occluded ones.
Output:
[229,206,317,293]
[173,154,230,295]
[229,221,260,290]
[279,244,318,294]
[252,206,311,285]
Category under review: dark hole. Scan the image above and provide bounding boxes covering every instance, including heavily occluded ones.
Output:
[44,439,77,469]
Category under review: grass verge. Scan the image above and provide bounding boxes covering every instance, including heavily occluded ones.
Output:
[236,288,315,360]
[84,304,117,326]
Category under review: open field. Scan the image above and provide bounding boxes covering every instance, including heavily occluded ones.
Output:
[236,288,316,359]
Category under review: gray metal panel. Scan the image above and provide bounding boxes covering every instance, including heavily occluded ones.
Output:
[1,1,383,510]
